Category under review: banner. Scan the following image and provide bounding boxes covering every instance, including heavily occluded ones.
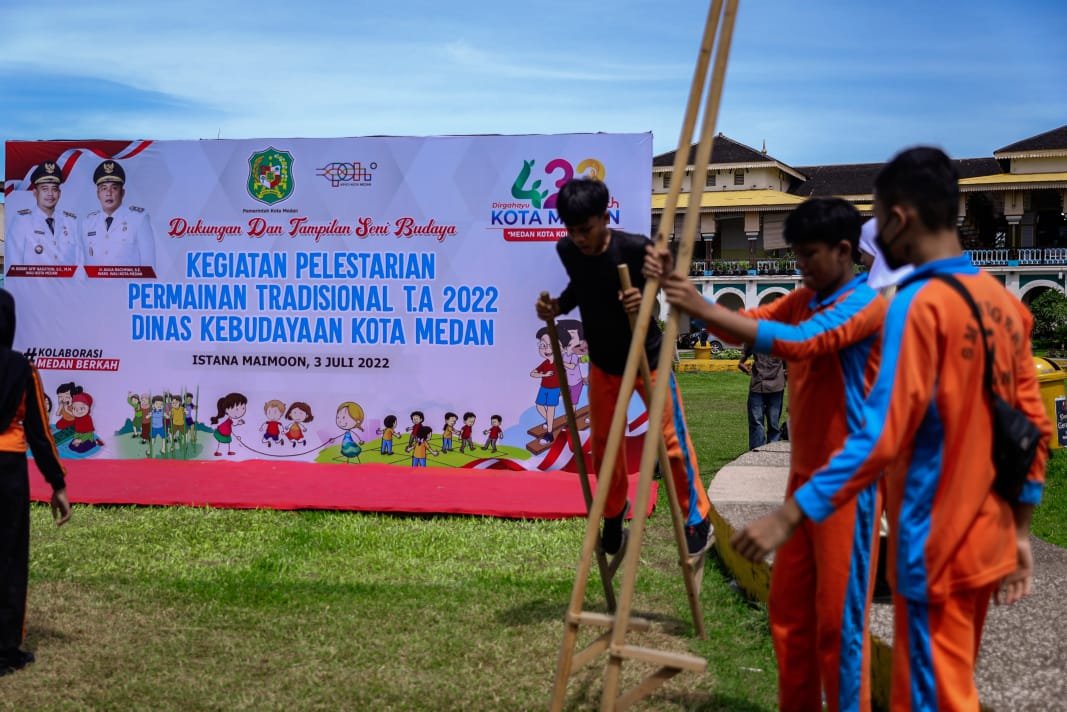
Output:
[4,134,652,471]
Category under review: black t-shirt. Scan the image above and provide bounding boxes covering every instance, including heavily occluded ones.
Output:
[556,230,662,375]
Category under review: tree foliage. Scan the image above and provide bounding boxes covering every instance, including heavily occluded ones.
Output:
[1029,288,1067,347]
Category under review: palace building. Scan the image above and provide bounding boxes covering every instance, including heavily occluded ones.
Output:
[652,125,1067,310]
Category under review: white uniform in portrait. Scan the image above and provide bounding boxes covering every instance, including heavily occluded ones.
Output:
[83,204,156,266]
[9,204,81,265]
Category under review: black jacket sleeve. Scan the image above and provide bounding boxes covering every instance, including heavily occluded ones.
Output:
[23,366,67,491]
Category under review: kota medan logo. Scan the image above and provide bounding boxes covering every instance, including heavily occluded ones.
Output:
[316,161,377,188]
[248,147,295,205]
[509,157,606,209]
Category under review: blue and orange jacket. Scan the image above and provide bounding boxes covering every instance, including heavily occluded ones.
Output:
[740,273,888,483]
[794,255,1051,602]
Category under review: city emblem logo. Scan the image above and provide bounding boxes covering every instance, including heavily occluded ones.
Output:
[247,147,294,205]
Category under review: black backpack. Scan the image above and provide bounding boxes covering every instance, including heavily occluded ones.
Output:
[934,274,1042,502]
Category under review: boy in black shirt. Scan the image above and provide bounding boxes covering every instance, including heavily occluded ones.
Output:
[535,178,711,556]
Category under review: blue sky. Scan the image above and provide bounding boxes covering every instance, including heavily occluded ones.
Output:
[2,0,1065,181]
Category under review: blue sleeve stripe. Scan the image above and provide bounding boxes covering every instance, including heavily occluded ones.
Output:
[761,285,875,353]
[794,282,925,522]
[1020,479,1044,505]
[754,321,775,353]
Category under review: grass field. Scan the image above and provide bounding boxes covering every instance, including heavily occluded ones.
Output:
[5,371,779,712]
[7,370,1065,711]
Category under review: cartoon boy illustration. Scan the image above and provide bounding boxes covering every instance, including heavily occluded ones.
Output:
[148,394,168,455]
[405,410,425,449]
[557,319,588,407]
[482,414,503,453]
[183,393,197,443]
[530,326,561,443]
[335,401,365,463]
[441,412,458,453]
[168,393,187,448]
[284,401,313,447]
[406,424,438,467]
[69,392,102,453]
[55,382,80,437]
[459,411,476,454]
[260,399,285,448]
[209,392,247,457]
[377,415,398,455]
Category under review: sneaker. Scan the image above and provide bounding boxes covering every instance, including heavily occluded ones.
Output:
[685,516,712,556]
[600,501,631,556]
[0,648,34,676]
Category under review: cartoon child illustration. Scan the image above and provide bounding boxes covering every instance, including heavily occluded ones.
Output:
[284,401,313,447]
[260,399,285,448]
[530,326,561,443]
[557,319,588,407]
[210,392,248,457]
[126,391,147,441]
[335,401,365,463]
[168,393,187,448]
[441,412,458,453]
[405,410,425,449]
[183,393,197,443]
[459,411,476,454]
[406,424,438,467]
[135,393,151,443]
[148,394,168,455]
[377,414,398,455]
[55,382,80,436]
[482,414,503,453]
[69,392,102,453]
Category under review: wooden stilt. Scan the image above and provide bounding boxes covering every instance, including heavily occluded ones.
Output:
[542,293,622,612]
[617,265,707,629]
[549,1,738,710]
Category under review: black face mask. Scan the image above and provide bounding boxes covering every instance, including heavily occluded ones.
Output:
[875,214,908,271]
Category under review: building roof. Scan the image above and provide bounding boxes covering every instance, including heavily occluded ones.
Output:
[958,171,1067,192]
[653,134,786,168]
[792,163,882,197]
[792,157,1001,197]
[995,125,1067,155]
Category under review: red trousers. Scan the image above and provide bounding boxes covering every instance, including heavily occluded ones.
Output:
[586,362,710,525]
[890,584,995,711]
[769,477,882,712]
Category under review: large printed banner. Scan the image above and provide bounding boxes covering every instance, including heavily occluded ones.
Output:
[4,134,652,472]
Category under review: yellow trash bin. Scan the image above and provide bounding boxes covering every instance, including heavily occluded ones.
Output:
[693,344,713,361]
[1033,356,1067,449]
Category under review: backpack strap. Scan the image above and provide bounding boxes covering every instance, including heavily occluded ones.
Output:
[931,273,995,394]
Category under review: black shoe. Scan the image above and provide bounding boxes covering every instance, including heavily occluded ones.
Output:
[0,648,35,676]
[685,516,712,556]
[600,502,630,556]
[543,432,554,443]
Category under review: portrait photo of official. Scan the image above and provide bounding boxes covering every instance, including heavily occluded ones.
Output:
[8,161,81,266]
[83,160,156,270]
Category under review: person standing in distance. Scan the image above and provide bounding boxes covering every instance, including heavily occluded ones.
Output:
[0,289,72,676]
[83,160,156,269]
[9,161,80,266]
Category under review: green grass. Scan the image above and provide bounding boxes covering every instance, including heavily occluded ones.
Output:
[1033,450,1067,548]
[7,371,774,712]
[11,370,1064,710]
